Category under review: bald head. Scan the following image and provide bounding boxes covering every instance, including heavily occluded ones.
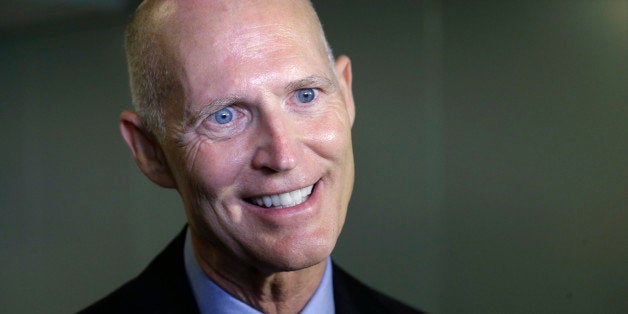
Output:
[125,0,334,139]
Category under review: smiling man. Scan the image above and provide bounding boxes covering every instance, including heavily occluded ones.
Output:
[81,0,421,313]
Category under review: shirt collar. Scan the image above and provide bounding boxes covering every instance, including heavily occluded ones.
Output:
[184,229,335,314]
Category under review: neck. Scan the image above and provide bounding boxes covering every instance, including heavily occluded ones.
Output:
[190,233,328,314]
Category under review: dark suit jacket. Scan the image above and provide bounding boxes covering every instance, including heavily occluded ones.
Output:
[80,228,423,314]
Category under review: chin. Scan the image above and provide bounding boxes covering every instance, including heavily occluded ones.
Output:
[256,233,338,273]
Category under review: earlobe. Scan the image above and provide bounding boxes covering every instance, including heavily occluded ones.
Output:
[119,111,177,188]
[335,55,355,126]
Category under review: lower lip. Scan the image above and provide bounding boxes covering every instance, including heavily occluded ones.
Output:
[244,183,320,220]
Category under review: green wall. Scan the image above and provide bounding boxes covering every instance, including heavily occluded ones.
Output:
[1,1,626,313]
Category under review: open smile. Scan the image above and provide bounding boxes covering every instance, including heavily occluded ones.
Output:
[246,184,315,209]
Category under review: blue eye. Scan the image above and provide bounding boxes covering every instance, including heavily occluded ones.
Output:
[212,107,234,124]
[296,88,316,103]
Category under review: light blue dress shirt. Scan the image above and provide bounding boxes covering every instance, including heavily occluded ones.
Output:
[184,230,335,314]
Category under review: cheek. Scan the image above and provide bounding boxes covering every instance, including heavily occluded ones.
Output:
[303,109,353,161]
[178,138,252,201]
[177,140,254,235]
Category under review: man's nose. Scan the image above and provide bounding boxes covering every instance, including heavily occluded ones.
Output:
[251,111,300,172]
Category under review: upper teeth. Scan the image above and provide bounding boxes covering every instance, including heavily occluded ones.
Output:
[250,185,314,208]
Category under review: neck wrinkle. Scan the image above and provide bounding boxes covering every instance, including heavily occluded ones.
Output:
[190,230,327,314]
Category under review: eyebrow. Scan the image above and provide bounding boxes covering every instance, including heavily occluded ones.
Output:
[284,75,336,92]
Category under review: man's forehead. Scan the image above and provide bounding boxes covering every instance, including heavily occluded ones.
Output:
[144,0,323,61]
[135,0,334,111]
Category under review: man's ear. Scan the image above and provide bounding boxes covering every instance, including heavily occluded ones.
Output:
[335,55,355,126]
[119,111,177,188]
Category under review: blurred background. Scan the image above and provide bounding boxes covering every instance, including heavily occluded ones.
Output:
[1,0,626,313]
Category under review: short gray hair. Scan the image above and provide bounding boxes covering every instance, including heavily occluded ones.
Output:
[125,4,176,139]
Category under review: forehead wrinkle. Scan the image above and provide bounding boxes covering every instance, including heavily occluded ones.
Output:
[217,22,317,65]
[168,26,298,111]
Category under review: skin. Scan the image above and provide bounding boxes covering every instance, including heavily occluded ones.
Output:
[119,0,355,313]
